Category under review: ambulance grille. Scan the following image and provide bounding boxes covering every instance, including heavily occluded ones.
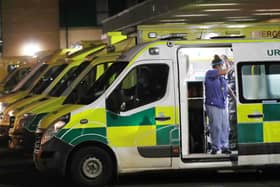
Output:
[9,116,15,128]
[34,133,42,152]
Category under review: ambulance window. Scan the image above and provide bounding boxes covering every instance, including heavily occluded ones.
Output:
[267,64,280,98]
[106,64,169,113]
[63,62,111,104]
[31,64,67,94]
[239,62,280,102]
[63,64,97,104]
[4,67,31,92]
[48,61,90,97]
[18,64,48,91]
[65,61,127,105]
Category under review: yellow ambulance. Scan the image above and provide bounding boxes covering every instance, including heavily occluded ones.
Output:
[33,36,280,186]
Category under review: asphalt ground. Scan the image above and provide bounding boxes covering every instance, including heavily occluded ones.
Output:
[0,147,279,187]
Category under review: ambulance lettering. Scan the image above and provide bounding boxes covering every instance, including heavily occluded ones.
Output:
[262,30,280,38]
[267,49,280,56]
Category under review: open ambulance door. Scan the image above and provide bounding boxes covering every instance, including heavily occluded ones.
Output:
[234,42,280,156]
[178,44,238,163]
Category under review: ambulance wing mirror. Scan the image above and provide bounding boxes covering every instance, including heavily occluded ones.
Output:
[106,86,122,114]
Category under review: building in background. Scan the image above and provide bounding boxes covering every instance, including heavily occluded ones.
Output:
[59,0,145,48]
[1,0,60,57]
[0,0,145,56]
[0,0,3,56]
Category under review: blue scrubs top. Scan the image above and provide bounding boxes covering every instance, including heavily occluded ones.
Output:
[205,69,227,109]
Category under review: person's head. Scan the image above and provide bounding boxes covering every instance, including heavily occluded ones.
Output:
[211,54,224,70]
[221,54,234,66]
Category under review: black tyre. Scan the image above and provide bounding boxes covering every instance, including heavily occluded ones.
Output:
[70,146,115,187]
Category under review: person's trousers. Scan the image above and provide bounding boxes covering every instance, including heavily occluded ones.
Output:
[206,105,230,151]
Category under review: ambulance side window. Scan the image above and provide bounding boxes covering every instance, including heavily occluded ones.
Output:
[239,62,280,102]
[106,64,169,113]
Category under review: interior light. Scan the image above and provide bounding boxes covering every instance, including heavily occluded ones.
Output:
[21,42,41,56]
[203,9,241,12]
[195,3,240,7]
[226,16,252,19]
[160,19,186,22]
[253,12,280,16]
[255,9,280,12]
[229,18,256,22]
[174,14,209,17]
[203,22,226,25]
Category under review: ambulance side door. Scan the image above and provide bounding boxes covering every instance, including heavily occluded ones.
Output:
[105,60,177,168]
[235,43,280,155]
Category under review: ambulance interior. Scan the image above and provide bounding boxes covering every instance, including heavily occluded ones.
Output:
[179,47,236,154]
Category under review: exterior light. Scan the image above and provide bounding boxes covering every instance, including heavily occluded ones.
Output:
[148,32,158,38]
[204,33,219,39]
[21,42,42,56]
[149,47,160,55]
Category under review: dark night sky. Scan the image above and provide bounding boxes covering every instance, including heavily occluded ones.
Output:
[59,0,97,27]
[59,0,145,27]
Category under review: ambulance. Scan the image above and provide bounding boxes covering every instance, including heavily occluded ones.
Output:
[0,63,33,95]
[0,56,34,83]
[0,32,125,134]
[0,46,103,142]
[33,36,280,187]
[2,32,127,126]
[0,50,73,139]
[7,36,134,151]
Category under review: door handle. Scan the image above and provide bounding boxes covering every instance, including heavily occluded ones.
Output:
[155,116,171,121]
[248,114,263,118]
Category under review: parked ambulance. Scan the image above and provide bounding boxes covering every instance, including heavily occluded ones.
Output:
[33,36,280,187]
[0,63,33,95]
[0,50,74,139]
[7,36,134,151]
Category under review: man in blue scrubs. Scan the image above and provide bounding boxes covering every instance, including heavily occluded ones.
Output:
[205,55,231,154]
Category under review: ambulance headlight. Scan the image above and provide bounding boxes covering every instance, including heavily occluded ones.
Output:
[0,103,8,114]
[8,109,16,117]
[41,113,70,145]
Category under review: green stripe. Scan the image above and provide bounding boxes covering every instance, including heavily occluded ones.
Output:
[263,104,280,121]
[156,125,179,145]
[57,127,106,144]
[238,123,263,143]
[25,113,48,132]
[106,108,155,127]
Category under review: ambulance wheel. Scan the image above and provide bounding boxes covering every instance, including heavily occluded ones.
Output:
[70,146,114,187]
